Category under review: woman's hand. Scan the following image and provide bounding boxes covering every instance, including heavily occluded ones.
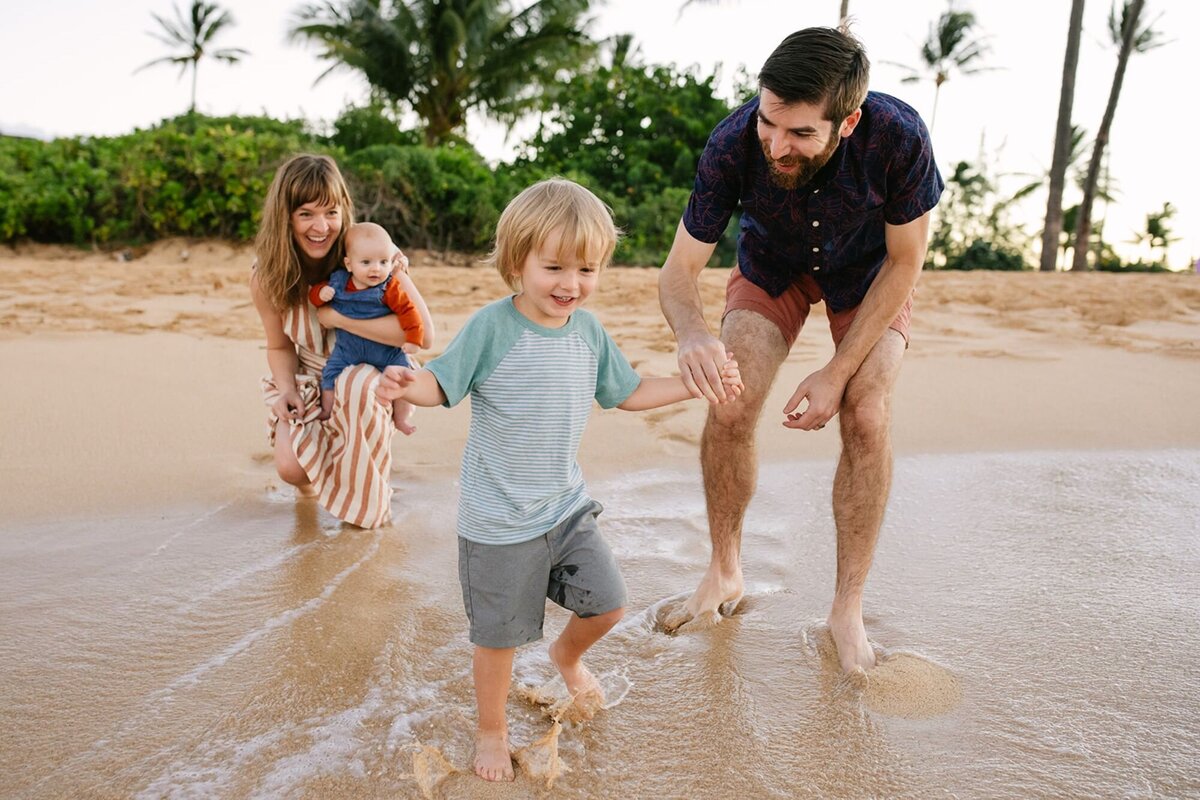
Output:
[272,388,304,422]
[391,248,410,275]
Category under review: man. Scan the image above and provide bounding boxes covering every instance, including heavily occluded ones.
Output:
[657,26,943,672]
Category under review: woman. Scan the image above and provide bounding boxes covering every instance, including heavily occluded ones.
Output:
[251,154,433,527]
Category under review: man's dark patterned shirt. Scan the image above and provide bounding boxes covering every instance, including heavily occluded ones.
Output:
[682,91,943,312]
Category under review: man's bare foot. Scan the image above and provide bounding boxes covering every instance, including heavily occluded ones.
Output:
[547,640,604,720]
[827,605,876,673]
[473,730,514,782]
[660,562,743,633]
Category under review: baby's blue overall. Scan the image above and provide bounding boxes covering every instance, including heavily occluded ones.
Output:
[320,269,412,391]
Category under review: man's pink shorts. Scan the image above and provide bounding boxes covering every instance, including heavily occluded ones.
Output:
[723,267,912,348]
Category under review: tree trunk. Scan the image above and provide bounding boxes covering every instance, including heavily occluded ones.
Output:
[190,62,198,114]
[839,0,850,24]
[1040,0,1085,272]
[1073,0,1144,271]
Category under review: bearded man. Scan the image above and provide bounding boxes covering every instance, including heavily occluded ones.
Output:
[657,25,943,672]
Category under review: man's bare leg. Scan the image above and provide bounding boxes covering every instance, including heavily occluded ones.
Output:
[473,645,516,781]
[665,311,789,630]
[828,330,906,672]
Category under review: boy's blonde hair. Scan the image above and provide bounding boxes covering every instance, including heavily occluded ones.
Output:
[255,154,355,310]
[485,178,619,290]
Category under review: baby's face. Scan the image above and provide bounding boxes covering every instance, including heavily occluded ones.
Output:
[344,239,393,288]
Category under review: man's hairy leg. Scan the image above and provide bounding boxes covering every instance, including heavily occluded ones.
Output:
[662,310,788,632]
[828,330,906,671]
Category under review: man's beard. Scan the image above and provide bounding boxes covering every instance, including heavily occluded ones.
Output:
[761,133,840,190]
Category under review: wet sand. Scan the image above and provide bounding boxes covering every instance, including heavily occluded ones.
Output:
[2,241,1199,798]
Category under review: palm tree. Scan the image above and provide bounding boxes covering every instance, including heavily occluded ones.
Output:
[135,0,249,114]
[1040,0,1086,272]
[680,0,849,25]
[1071,0,1166,270]
[888,4,993,133]
[290,0,596,146]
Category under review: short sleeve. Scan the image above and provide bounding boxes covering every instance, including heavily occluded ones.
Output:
[588,321,641,409]
[883,115,944,226]
[426,303,514,407]
[681,105,750,244]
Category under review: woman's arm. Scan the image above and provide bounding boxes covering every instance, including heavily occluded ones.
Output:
[315,306,409,347]
[251,271,303,419]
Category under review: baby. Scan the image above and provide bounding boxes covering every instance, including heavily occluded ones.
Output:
[309,222,429,433]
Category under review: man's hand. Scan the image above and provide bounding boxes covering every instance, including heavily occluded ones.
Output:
[677,332,733,404]
[271,389,304,422]
[376,365,417,403]
[782,365,847,431]
[318,285,335,303]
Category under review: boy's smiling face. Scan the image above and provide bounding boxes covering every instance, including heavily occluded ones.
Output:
[512,229,600,329]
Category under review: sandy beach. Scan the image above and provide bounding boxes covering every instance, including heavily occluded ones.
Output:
[2,241,1199,798]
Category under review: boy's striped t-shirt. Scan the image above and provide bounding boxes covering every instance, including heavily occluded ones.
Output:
[426,297,641,545]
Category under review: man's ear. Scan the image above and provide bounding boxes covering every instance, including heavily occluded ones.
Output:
[839,107,863,138]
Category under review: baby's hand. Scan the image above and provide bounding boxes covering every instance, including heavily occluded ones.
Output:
[720,353,744,401]
[318,285,335,303]
[376,365,417,402]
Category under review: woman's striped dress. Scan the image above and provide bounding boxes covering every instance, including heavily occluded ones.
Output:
[261,300,394,528]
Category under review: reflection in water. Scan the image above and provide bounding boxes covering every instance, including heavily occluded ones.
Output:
[2,451,1199,798]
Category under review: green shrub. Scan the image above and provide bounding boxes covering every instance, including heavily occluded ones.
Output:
[940,239,1029,271]
[343,144,502,252]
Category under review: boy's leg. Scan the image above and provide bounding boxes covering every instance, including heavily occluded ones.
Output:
[391,398,416,436]
[473,645,516,782]
[546,501,627,715]
[549,607,624,703]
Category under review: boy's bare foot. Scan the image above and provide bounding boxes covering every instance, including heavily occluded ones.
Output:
[548,640,604,720]
[660,562,743,633]
[473,730,514,782]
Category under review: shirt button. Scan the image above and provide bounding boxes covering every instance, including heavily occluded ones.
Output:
[811,247,819,253]
[812,220,820,227]
[813,189,820,194]
[813,266,821,272]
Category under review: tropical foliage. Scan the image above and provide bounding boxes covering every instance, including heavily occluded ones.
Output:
[135,0,249,114]
[290,0,596,145]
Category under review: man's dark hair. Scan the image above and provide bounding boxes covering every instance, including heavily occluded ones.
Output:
[758,26,870,122]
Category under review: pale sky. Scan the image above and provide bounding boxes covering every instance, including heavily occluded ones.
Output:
[2,0,1195,268]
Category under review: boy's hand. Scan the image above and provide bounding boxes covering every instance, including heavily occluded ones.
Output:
[719,353,744,401]
[318,285,335,303]
[376,365,417,402]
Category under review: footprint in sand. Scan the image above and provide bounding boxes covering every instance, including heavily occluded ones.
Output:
[802,622,964,718]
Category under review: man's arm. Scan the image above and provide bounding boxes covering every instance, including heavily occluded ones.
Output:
[782,212,931,430]
[658,220,729,403]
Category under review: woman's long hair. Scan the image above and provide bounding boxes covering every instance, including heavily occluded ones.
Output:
[255,154,355,310]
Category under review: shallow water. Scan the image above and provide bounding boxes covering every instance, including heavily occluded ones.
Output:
[2,451,1198,799]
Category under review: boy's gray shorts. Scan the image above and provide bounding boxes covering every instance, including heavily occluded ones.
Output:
[457,501,627,649]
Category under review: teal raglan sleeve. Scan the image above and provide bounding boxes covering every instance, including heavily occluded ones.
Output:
[584,313,642,409]
[425,301,515,407]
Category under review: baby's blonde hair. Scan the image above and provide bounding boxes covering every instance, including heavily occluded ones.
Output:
[485,178,619,290]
